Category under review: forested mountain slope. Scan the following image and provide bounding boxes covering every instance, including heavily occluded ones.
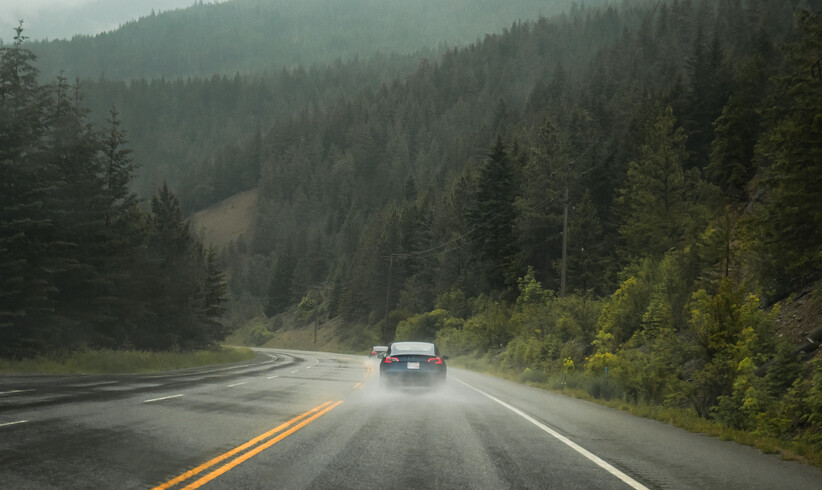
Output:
[218,0,822,452]
[218,2,655,314]
[77,56,427,206]
[9,0,604,208]
[1,0,193,42]
[23,0,605,80]
[234,0,802,315]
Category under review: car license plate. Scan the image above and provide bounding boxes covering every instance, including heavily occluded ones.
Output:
[407,362,420,370]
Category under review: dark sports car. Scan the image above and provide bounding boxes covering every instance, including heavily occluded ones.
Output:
[379,341,447,388]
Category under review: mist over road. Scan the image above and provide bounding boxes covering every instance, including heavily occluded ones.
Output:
[1,348,820,489]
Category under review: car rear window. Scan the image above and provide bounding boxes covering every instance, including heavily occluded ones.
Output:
[391,342,435,355]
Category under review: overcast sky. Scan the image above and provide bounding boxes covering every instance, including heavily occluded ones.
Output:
[2,0,201,41]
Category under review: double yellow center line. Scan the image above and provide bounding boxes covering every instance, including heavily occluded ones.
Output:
[154,400,343,489]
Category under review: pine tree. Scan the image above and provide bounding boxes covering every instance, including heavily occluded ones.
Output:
[95,107,146,348]
[683,28,730,170]
[195,247,228,346]
[265,253,296,317]
[143,183,203,350]
[101,107,138,223]
[466,136,519,293]
[516,119,566,290]
[749,11,822,295]
[707,54,770,201]
[0,24,57,356]
[567,190,609,295]
[617,105,706,261]
[44,75,112,346]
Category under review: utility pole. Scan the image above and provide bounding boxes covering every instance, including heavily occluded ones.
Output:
[560,158,569,298]
[383,255,394,344]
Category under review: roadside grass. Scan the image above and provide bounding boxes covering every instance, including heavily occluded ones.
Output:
[228,314,372,355]
[0,346,256,375]
[591,399,822,469]
[447,355,822,470]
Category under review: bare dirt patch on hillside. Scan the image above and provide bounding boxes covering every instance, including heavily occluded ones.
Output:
[774,288,822,361]
[191,188,257,250]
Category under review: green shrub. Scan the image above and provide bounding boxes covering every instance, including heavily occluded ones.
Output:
[395,308,462,342]
[435,326,478,356]
[583,375,622,400]
[595,260,657,348]
[250,322,274,345]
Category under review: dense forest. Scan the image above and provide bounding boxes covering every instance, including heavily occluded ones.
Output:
[2,0,822,454]
[23,0,603,80]
[76,55,439,205]
[15,0,606,204]
[0,27,227,355]
[230,0,821,449]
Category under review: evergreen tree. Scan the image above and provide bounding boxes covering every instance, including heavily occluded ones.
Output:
[617,105,706,261]
[707,54,770,201]
[749,11,822,295]
[466,136,519,293]
[101,107,138,224]
[567,189,609,295]
[44,75,111,346]
[195,247,228,345]
[683,28,730,170]
[516,118,567,290]
[0,24,55,356]
[265,253,296,317]
[96,107,147,347]
[142,183,211,350]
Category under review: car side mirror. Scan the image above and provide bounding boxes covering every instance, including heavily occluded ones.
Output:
[443,355,449,360]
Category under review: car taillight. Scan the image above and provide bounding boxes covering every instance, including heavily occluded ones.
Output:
[371,351,376,356]
[384,356,400,363]
[427,357,442,364]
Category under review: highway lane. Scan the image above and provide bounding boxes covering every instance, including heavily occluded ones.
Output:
[0,349,360,488]
[1,348,821,489]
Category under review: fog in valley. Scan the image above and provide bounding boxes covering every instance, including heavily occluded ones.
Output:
[2,0,200,41]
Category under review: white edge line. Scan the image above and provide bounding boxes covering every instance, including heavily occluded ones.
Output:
[452,377,648,490]
[0,420,29,428]
[0,389,35,396]
[267,375,279,379]
[70,381,119,387]
[142,353,277,379]
[143,394,184,403]
[143,362,258,378]
[227,382,247,388]
[290,370,299,374]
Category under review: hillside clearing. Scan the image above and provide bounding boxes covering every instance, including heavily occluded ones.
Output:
[192,188,257,250]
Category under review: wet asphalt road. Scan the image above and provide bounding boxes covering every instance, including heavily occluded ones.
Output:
[1,348,821,489]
